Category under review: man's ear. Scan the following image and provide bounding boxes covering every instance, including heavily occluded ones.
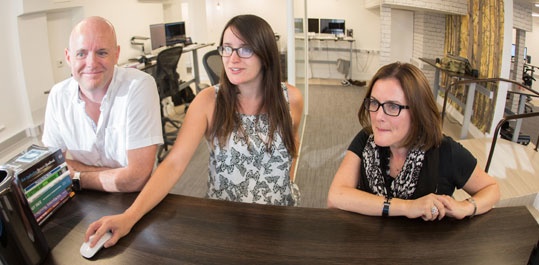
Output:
[115,45,120,63]
[65,48,71,66]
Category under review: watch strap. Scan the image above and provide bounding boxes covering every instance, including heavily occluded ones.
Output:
[382,197,391,217]
[72,171,82,191]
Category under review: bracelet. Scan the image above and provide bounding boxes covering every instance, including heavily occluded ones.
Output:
[466,197,477,218]
[382,197,391,217]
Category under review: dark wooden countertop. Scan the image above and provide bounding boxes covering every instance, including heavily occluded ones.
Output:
[41,191,539,265]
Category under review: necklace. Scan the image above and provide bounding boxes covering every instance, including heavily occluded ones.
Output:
[387,154,403,178]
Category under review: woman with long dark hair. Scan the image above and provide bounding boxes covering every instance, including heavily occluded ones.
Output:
[84,14,303,248]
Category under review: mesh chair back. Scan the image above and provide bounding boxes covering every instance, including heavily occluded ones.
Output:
[202,49,223,85]
[155,46,183,99]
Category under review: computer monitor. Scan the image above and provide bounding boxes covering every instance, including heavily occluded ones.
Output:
[295,18,303,33]
[165,21,186,46]
[150,23,166,50]
[308,18,319,34]
[511,44,528,61]
[320,19,345,35]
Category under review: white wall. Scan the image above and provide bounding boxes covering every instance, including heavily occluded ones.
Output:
[18,13,56,131]
[204,0,288,50]
[200,0,387,81]
[390,9,413,63]
[84,1,165,63]
[47,10,77,84]
[0,1,30,144]
[305,0,383,80]
[526,17,539,68]
[0,0,165,146]
[308,0,380,50]
[0,0,398,147]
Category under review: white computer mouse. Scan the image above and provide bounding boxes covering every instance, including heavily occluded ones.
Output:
[80,231,113,259]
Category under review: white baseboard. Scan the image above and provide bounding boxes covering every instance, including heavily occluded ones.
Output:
[0,130,28,152]
[0,123,43,157]
[25,123,43,137]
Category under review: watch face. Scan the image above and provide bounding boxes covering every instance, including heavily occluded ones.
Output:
[72,179,81,191]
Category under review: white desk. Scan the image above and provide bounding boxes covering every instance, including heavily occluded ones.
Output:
[296,34,355,79]
[181,43,214,89]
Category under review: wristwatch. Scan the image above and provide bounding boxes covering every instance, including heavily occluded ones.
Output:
[72,171,82,191]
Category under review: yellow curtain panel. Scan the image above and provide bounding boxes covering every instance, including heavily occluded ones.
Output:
[444,0,504,132]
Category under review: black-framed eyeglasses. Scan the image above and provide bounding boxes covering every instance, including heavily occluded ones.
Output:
[217,46,254,58]
[364,98,410,117]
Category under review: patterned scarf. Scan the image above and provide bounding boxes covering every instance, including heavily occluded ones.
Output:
[362,135,425,199]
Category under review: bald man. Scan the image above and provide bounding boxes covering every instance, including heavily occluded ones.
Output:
[42,16,163,192]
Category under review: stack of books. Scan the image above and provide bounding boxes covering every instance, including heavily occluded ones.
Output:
[3,145,75,225]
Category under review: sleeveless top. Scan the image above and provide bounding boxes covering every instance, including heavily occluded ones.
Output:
[206,83,297,206]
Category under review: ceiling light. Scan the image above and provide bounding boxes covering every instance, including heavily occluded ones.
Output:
[533,12,539,17]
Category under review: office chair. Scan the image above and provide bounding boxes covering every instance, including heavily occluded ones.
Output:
[202,49,223,86]
[154,46,183,162]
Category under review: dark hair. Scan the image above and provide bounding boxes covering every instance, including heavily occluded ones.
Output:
[358,62,442,150]
[209,14,296,157]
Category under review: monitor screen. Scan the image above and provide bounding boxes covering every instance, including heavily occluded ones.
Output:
[511,44,527,61]
[320,19,345,35]
[165,21,186,46]
[308,18,319,34]
[150,23,166,50]
[295,18,303,33]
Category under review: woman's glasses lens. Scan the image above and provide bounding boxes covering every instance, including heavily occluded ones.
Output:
[364,98,408,117]
[217,46,254,58]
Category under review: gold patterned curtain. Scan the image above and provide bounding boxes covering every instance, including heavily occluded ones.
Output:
[444,0,504,132]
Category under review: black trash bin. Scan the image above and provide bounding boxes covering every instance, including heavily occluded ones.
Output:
[0,167,49,265]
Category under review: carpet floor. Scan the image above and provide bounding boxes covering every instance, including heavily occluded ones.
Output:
[168,83,367,209]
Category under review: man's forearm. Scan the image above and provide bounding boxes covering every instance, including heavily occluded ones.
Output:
[66,159,151,192]
[66,158,112,173]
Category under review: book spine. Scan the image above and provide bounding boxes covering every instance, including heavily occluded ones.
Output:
[34,189,69,220]
[36,192,73,226]
[29,172,72,214]
[19,149,65,188]
[24,162,68,198]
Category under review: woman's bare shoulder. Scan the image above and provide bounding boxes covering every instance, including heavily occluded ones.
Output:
[285,83,304,107]
[187,86,216,116]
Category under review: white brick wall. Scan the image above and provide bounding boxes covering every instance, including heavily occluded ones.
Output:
[377,0,455,87]
[382,0,467,15]
[510,29,527,113]
[514,1,533,32]
[379,6,392,66]
[412,12,446,88]
[373,0,532,89]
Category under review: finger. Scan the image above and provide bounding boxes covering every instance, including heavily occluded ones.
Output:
[435,194,449,204]
[433,200,445,216]
[91,223,114,247]
[421,214,429,221]
[104,232,119,248]
[429,205,439,221]
[90,230,105,248]
[436,204,446,220]
[85,221,101,242]
[437,195,454,210]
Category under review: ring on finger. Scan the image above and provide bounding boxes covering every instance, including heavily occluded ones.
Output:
[431,206,439,215]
